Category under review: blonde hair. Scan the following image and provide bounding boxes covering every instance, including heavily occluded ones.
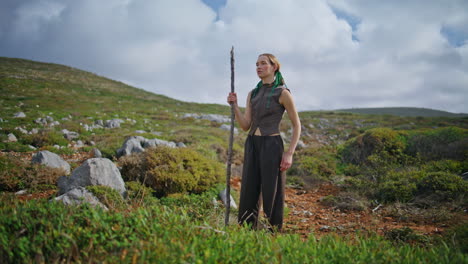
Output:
[258,53,281,73]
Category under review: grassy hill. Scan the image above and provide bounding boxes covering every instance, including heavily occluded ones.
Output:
[336,107,468,117]
[1,57,467,262]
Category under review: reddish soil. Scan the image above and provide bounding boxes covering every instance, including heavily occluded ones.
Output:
[230,176,462,239]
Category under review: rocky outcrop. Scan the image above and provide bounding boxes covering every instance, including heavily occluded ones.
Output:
[53,187,108,210]
[58,158,126,196]
[116,136,183,157]
[31,150,71,175]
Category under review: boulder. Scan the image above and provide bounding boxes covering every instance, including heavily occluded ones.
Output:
[62,129,79,140]
[91,148,102,158]
[15,127,28,134]
[53,187,108,210]
[6,133,17,142]
[35,117,48,125]
[219,188,237,209]
[105,119,124,128]
[143,138,176,148]
[14,112,26,118]
[58,158,126,196]
[116,136,146,157]
[31,150,71,175]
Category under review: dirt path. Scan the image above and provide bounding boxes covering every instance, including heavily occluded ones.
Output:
[230,177,456,239]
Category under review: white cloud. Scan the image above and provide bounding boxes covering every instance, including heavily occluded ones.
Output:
[0,0,467,113]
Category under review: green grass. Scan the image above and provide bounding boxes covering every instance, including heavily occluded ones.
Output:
[0,192,466,263]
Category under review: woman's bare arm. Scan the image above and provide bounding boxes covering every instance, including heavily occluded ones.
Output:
[228,92,252,131]
[279,89,301,171]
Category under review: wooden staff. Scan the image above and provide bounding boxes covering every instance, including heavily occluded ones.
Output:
[225,46,235,226]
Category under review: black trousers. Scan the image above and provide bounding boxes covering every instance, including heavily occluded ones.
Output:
[238,135,285,230]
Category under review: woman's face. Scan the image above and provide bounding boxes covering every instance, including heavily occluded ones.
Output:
[256,55,276,79]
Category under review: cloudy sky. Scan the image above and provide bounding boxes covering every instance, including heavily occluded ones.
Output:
[1,0,467,113]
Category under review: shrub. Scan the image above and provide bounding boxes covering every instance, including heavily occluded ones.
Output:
[384,227,431,245]
[119,146,224,196]
[125,181,158,206]
[422,159,467,175]
[86,185,126,210]
[289,147,336,186]
[406,127,468,161]
[416,172,468,201]
[375,169,425,203]
[0,155,65,192]
[340,128,407,165]
[21,129,69,148]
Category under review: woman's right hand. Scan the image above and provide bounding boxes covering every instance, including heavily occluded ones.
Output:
[227,92,238,105]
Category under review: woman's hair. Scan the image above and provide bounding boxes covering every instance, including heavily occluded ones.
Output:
[252,53,286,108]
[259,53,281,74]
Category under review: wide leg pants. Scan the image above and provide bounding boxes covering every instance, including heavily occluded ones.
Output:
[238,135,285,230]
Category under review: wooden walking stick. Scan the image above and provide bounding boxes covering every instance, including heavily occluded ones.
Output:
[225,46,235,226]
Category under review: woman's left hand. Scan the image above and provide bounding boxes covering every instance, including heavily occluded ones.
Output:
[280,152,293,171]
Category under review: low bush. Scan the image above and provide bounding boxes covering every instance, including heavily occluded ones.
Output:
[339,128,407,165]
[443,222,468,253]
[289,147,336,186]
[86,185,126,210]
[416,172,468,201]
[406,127,468,161]
[119,146,224,196]
[384,227,432,246]
[21,129,69,148]
[0,155,65,192]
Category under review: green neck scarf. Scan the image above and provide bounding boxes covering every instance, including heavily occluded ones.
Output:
[252,71,285,108]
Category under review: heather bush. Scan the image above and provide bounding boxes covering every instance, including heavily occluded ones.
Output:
[21,129,69,148]
[86,185,126,210]
[289,146,336,186]
[416,172,468,201]
[406,127,468,161]
[119,146,223,196]
[0,155,65,192]
[339,128,407,165]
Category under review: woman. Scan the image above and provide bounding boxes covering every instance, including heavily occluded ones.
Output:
[227,53,301,231]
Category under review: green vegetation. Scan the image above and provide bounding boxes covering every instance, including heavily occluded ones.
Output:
[1,57,467,262]
[119,146,224,196]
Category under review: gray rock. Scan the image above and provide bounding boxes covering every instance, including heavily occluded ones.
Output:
[135,130,146,134]
[0,118,3,122]
[62,129,79,140]
[105,119,124,128]
[35,117,48,125]
[46,116,54,122]
[14,112,26,118]
[15,190,27,195]
[15,127,28,134]
[297,140,306,149]
[92,148,102,158]
[176,142,187,148]
[32,150,70,174]
[28,145,36,150]
[58,158,126,196]
[50,121,60,127]
[53,187,108,210]
[219,188,237,209]
[143,138,176,148]
[116,136,146,157]
[29,128,39,134]
[75,140,85,148]
[219,124,238,134]
[95,120,104,126]
[6,133,17,142]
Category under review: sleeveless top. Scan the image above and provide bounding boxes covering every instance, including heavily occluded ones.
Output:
[249,83,289,136]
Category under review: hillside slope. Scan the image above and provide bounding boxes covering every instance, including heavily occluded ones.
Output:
[336,107,468,117]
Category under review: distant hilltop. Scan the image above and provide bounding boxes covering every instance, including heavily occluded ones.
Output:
[335,107,468,118]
